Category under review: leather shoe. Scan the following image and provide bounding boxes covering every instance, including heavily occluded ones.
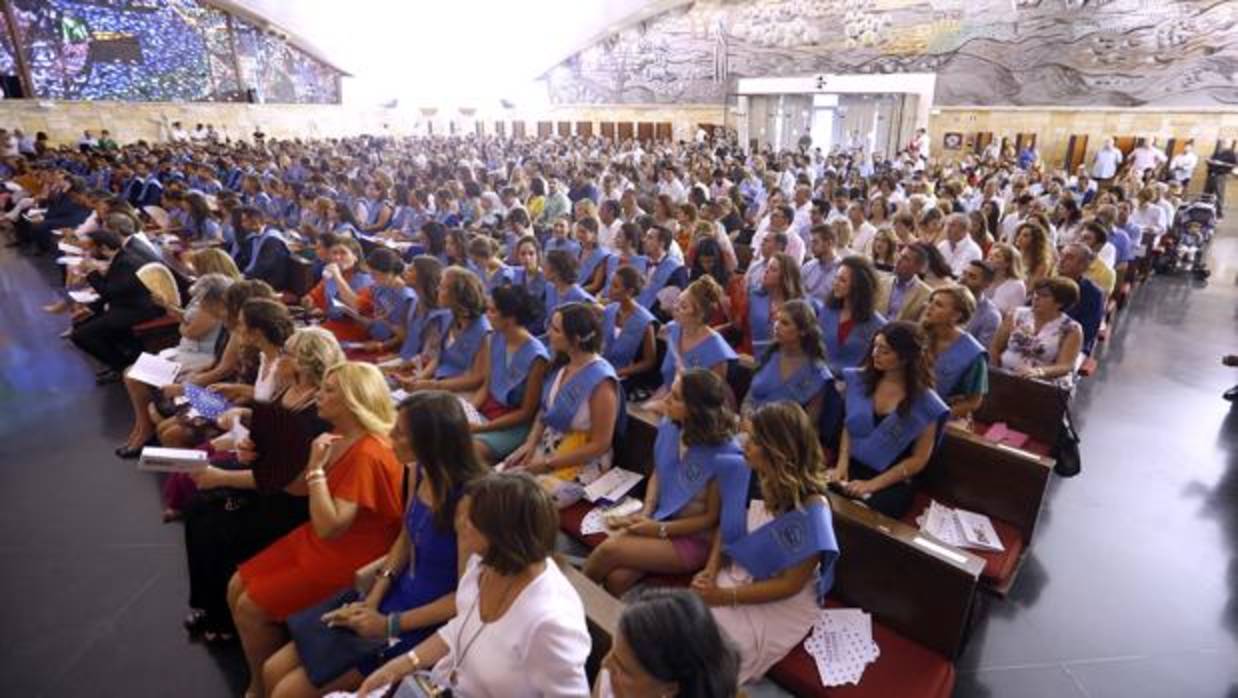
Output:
[115,444,143,459]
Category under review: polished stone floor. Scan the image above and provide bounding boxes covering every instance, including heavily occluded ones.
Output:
[1,225,1235,697]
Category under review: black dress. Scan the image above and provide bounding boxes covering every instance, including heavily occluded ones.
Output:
[182,395,328,633]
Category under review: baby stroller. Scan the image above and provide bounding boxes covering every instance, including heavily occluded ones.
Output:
[1154,196,1215,278]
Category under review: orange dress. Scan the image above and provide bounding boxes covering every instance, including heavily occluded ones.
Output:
[309,275,376,343]
[238,434,404,619]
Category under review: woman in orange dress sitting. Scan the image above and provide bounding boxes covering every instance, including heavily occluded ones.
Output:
[302,237,375,343]
[227,362,405,698]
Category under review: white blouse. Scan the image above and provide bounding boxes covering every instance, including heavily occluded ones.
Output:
[432,556,591,698]
[986,278,1027,316]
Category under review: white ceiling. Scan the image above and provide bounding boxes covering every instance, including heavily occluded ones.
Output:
[230,0,673,106]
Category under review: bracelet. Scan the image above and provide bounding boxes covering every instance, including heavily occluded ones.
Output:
[405,648,420,671]
[306,474,327,486]
[387,613,399,640]
[377,568,397,580]
[304,468,325,482]
[658,522,668,539]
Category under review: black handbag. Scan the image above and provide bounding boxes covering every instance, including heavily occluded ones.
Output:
[287,588,389,688]
[1052,404,1082,477]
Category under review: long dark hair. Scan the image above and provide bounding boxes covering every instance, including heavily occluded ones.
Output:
[828,255,878,322]
[618,588,740,698]
[398,391,487,530]
[690,237,730,286]
[679,368,738,447]
[860,320,935,416]
[550,302,603,369]
[758,298,826,368]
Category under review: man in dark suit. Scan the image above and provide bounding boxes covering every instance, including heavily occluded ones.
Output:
[13,175,92,255]
[70,216,164,383]
[235,205,291,291]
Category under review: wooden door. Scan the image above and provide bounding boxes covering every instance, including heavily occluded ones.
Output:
[557,121,572,137]
[576,122,593,138]
[600,122,616,140]
[973,132,993,155]
[494,121,506,137]
[617,122,634,141]
[1064,134,1089,172]
[1015,132,1037,153]
[474,121,484,137]
[637,122,654,143]
[1164,138,1189,158]
[512,121,526,138]
[537,121,552,138]
[655,122,673,141]
[1113,136,1136,157]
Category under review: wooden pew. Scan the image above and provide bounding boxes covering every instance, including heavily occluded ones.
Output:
[909,425,1054,595]
[970,367,1068,457]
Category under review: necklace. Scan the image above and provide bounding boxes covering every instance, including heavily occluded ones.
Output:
[448,567,519,687]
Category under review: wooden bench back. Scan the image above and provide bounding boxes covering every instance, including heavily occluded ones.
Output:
[973,368,1067,446]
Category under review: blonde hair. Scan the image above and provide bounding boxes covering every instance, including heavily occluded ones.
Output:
[190,248,242,279]
[748,402,828,514]
[990,242,1024,281]
[137,263,181,309]
[324,362,396,436]
[285,327,345,387]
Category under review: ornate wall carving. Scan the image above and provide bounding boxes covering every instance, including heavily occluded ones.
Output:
[543,0,1238,107]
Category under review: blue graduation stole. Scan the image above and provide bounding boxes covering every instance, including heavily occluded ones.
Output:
[243,227,288,275]
[434,316,492,379]
[601,302,655,370]
[725,501,838,604]
[541,358,618,433]
[121,177,141,203]
[637,256,684,309]
[363,198,385,227]
[843,368,949,472]
[333,222,359,240]
[480,264,515,293]
[545,284,595,316]
[934,332,987,399]
[820,306,887,376]
[748,291,776,355]
[368,286,415,341]
[748,351,832,409]
[249,191,272,215]
[546,237,582,259]
[660,322,737,389]
[324,271,374,321]
[488,334,550,407]
[399,298,452,361]
[651,419,751,546]
[578,247,611,287]
[512,267,549,332]
[605,254,649,287]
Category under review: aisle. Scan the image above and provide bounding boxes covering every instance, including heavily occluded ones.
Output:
[0,229,1234,696]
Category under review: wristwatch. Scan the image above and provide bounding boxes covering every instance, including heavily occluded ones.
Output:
[658,522,668,539]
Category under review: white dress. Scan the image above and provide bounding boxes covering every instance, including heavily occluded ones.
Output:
[534,359,613,507]
[985,278,1027,316]
[710,502,822,684]
[999,308,1080,388]
[431,556,591,698]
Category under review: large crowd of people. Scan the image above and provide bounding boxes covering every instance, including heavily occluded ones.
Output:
[0,124,1199,697]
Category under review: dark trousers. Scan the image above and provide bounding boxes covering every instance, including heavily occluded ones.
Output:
[850,460,915,520]
[184,491,308,630]
[1205,174,1228,216]
[70,305,160,370]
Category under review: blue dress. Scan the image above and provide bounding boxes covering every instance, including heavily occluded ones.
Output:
[360,467,461,673]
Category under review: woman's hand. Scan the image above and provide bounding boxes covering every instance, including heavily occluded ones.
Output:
[161,383,186,399]
[216,408,246,431]
[308,433,343,471]
[606,513,647,532]
[322,602,388,639]
[502,442,533,471]
[356,653,415,696]
[212,383,251,402]
[841,478,880,497]
[690,567,716,592]
[235,437,257,465]
[189,465,228,490]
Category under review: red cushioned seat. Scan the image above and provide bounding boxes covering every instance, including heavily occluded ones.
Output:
[559,501,605,549]
[133,314,177,333]
[768,601,954,698]
[969,420,1052,457]
[900,493,1024,588]
[343,348,384,364]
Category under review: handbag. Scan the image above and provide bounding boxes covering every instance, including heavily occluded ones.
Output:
[1052,403,1082,478]
[287,588,389,688]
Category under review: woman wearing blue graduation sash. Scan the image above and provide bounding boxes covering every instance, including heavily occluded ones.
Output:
[819,256,886,376]
[584,370,751,594]
[694,402,837,684]
[404,268,490,394]
[636,226,687,316]
[351,248,415,345]
[359,182,393,233]
[545,217,582,259]
[830,322,951,519]
[543,249,597,330]
[922,286,989,419]
[302,237,375,343]
[469,285,551,463]
[184,193,222,241]
[466,236,514,293]
[601,267,658,391]
[741,251,802,356]
[574,218,612,295]
[657,276,737,395]
[505,303,621,509]
[603,221,649,289]
[377,256,451,375]
[510,235,550,334]
[742,299,833,423]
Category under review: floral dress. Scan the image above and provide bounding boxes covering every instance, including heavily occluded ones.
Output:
[1000,307,1080,387]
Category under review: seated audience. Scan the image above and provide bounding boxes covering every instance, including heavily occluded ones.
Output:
[600,266,658,391]
[471,285,550,463]
[960,260,1003,348]
[741,251,802,356]
[819,255,886,376]
[637,225,688,318]
[742,299,832,422]
[984,242,1027,315]
[992,277,1084,386]
[1056,243,1106,355]
[402,266,490,393]
[658,276,737,395]
[302,237,374,342]
[922,286,989,419]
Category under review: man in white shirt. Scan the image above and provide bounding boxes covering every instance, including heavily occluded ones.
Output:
[1169,143,1199,187]
[745,231,788,293]
[937,213,983,276]
[750,204,804,265]
[1091,138,1123,182]
[191,123,208,141]
[657,167,687,203]
[847,202,877,255]
[801,223,842,303]
[1129,138,1167,180]
[790,184,814,241]
[76,130,97,151]
[597,200,624,251]
[169,121,189,143]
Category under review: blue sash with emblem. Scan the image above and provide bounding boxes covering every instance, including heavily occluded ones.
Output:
[324,271,374,321]
[601,302,655,370]
[637,256,684,309]
[748,291,776,355]
[579,247,611,288]
[651,419,751,545]
[605,254,649,287]
[488,334,550,407]
[545,284,595,317]
[541,359,618,433]
[725,501,838,604]
[660,322,737,389]
[843,368,949,472]
[243,227,289,275]
[480,263,515,293]
[545,237,581,259]
[748,351,832,409]
[934,332,986,399]
[820,306,887,375]
[368,286,415,341]
[434,316,492,379]
[399,297,452,361]
[512,267,550,333]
